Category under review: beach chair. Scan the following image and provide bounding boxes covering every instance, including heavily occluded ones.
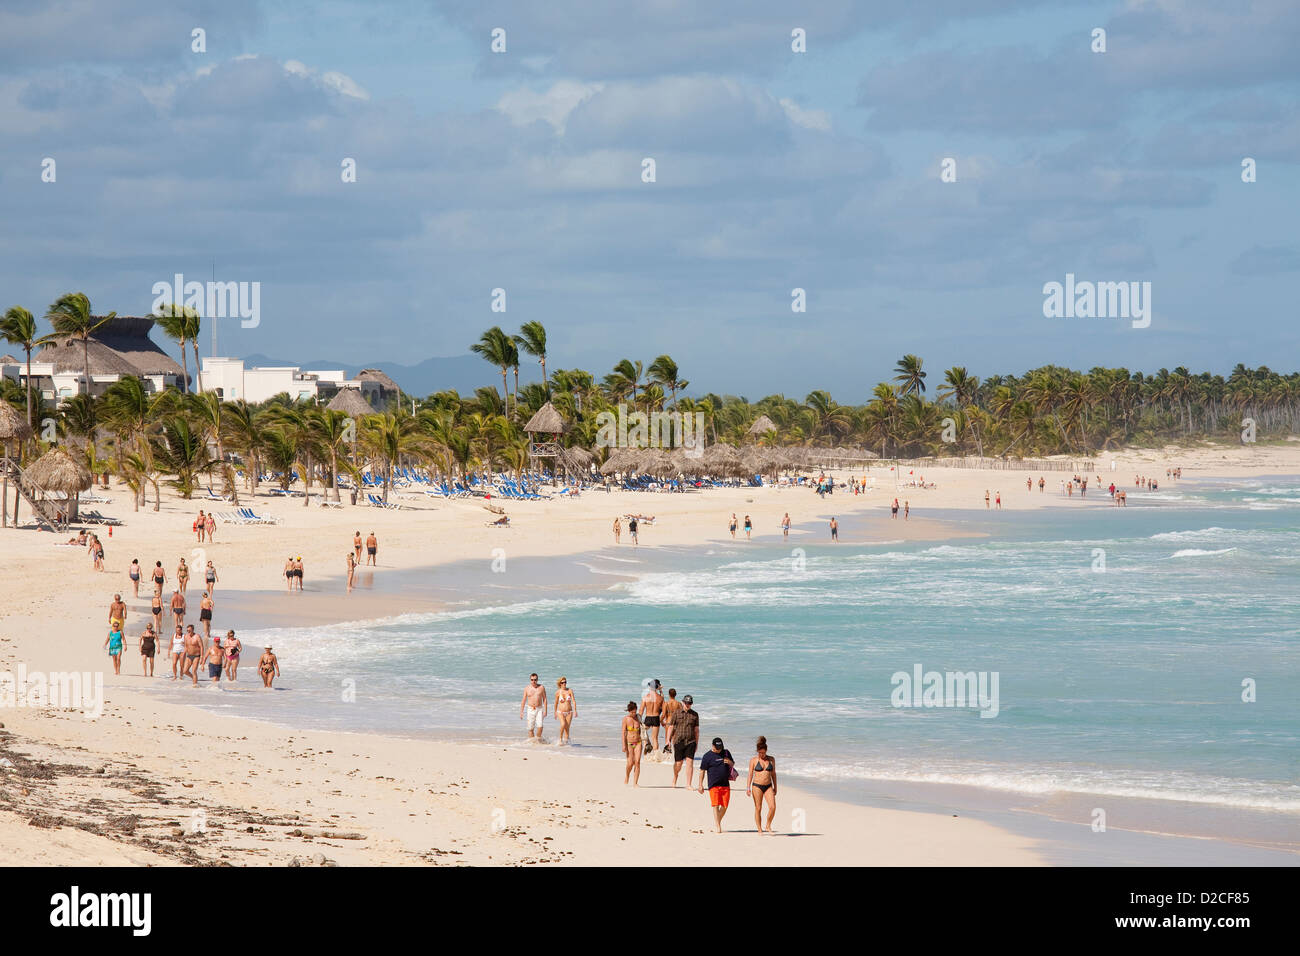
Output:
[367,494,401,510]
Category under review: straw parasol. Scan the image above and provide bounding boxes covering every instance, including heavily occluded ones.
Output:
[326,387,377,420]
[23,446,92,525]
[0,400,34,529]
[745,415,778,441]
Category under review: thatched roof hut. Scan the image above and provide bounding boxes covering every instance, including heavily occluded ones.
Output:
[745,415,778,440]
[559,446,594,473]
[0,400,32,444]
[524,402,568,434]
[326,387,377,419]
[357,368,401,396]
[23,447,92,494]
[33,316,187,381]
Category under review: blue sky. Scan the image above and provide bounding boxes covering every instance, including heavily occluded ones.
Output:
[1,0,1297,399]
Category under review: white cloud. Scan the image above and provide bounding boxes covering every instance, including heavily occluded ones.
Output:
[496,80,603,132]
[779,97,831,131]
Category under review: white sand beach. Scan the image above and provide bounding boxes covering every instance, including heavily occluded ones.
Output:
[2,444,1298,866]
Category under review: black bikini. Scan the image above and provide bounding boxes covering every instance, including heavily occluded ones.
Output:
[753,758,773,793]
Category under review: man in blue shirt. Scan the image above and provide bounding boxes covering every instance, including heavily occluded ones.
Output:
[697,737,735,832]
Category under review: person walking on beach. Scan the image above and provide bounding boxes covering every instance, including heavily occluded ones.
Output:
[729,514,737,539]
[170,624,184,680]
[1038,477,1045,493]
[205,560,218,593]
[995,491,1002,509]
[293,555,304,591]
[259,645,280,688]
[104,620,125,675]
[781,513,790,540]
[284,556,295,592]
[139,623,156,677]
[743,515,752,540]
[829,517,838,541]
[205,635,225,685]
[984,490,990,508]
[521,673,547,740]
[353,532,363,564]
[555,677,577,745]
[108,593,127,629]
[129,559,141,598]
[182,627,203,686]
[662,688,682,755]
[170,588,186,628]
[151,590,164,635]
[622,703,643,786]
[612,517,621,543]
[640,679,665,753]
[891,498,899,519]
[747,736,778,834]
[628,516,638,546]
[346,552,356,592]
[206,512,216,542]
[904,500,909,520]
[366,532,378,566]
[177,558,190,595]
[199,591,214,641]
[698,737,735,832]
[195,510,205,543]
[671,695,699,788]
[224,631,242,681]
[152,561,166,596]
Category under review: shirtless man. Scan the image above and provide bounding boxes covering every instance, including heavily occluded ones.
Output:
[365,532,378,566]
[108,593,127,628]
[205,636,225,684]
[353,532,363,564]
[170,589,186,627]
[661,688,683,755]
[181,626,203,686]
[520,673,547,740]
[640,679,665,753]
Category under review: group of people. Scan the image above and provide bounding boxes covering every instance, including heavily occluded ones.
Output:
[612,515,653,545]
[193,510,217,542]
[345,531,379,591]
[64,527,107,570]
[520,674,778,833]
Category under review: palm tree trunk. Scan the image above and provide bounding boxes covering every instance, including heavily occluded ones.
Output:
[192,341,203,394]
[500,368,509,413]
[179,336,189,394]
[24,347,34,430]
[82,336,91,396]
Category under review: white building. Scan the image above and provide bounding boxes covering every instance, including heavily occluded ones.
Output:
[200,357,388,406]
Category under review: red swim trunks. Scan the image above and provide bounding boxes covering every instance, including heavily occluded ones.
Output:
[708,785,730,808]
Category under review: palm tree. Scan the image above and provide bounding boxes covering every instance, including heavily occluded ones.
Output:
[515,321,548,397]
[648,355,688,404]
[189,391,239,503]
[311,408,357,502]
[151,416,215,498]
[893,354,927,396]
[1,306,56,429]
[471,327,516,415]
[223,400,265,495]
[603,359,644,404]
[153,303,201,394]
[45,293,115,397]
[361,413,424,504]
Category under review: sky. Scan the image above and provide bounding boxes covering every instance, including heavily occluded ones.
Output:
[1,0,1297,401]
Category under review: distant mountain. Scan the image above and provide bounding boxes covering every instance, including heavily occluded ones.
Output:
[239,353,510,398]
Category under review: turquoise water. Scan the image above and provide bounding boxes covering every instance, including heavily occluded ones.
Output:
[221,476,1300,814]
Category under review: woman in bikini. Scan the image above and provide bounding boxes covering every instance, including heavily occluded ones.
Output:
[258,646,279,688]
[129,559,141,598]
[746,736,778,833]
[283,557,294,592]
[621,702,642,786]
[176,558,189,595]
[199,591,214,640]
[223,630,242,681]
[346,552,356,592]
[743,515,752,540]
[205,560,218,593]
[152,561,166,596]
[612,517,620,543]
[150,590,164,636]
[555,677,577,745]
[206,513,216,542]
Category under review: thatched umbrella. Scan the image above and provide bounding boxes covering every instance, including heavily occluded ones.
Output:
[745,415,778,442]
[0,400,34,529]
[23,446,92,525]
[600,448,634,476]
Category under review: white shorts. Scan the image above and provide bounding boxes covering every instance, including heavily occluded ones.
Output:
[526,705,544,732]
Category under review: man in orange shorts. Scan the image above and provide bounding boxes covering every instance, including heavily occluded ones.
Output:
[697,737,735,832]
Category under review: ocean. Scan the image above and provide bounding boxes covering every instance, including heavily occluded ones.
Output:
[187,476,1300,821]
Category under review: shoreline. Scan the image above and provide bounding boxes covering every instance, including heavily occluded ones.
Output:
[3,451,1299,865]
